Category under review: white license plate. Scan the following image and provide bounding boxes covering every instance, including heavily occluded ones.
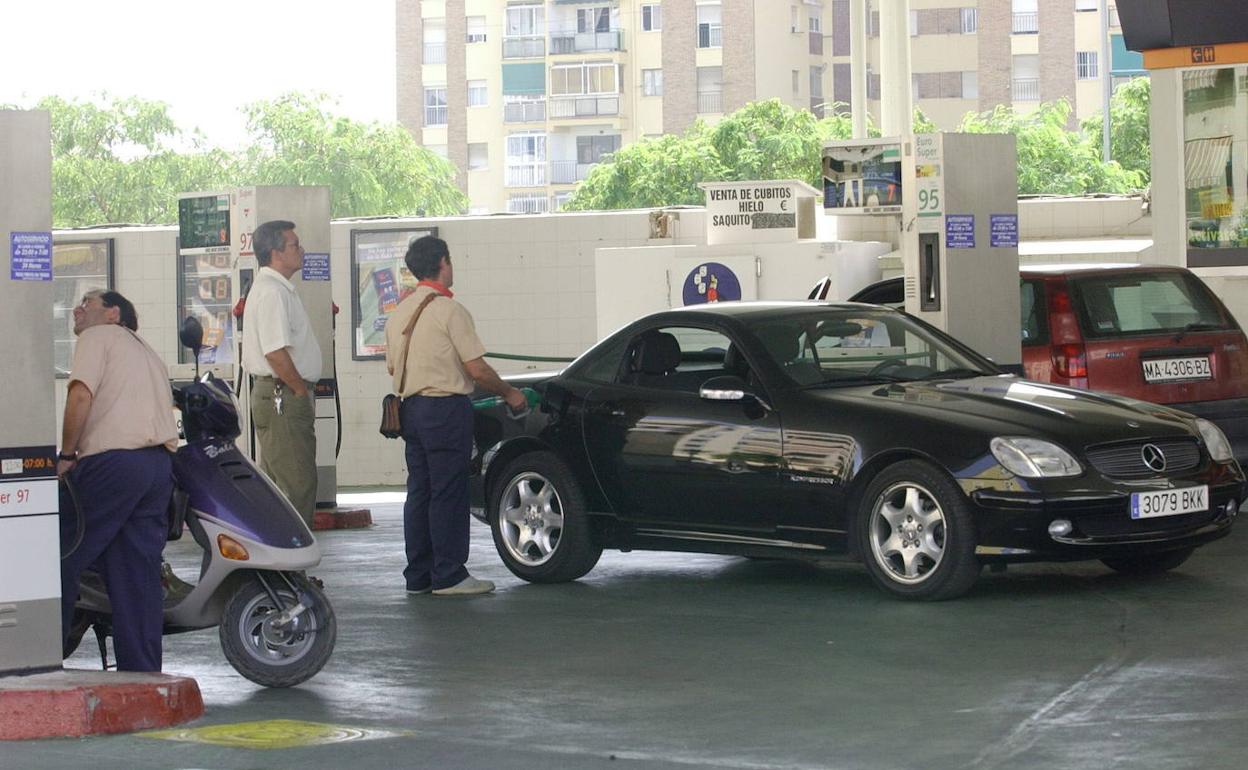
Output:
[1142,356,1212,383]
[1130,485,1208,519]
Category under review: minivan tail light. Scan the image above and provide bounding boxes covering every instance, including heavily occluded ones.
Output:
[1052,344,1088,378]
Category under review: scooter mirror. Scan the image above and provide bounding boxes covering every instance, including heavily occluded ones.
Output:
[179,316,204,356]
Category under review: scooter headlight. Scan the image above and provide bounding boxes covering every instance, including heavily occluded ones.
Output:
[990,437,1083,478]
[1195,418,1234,463]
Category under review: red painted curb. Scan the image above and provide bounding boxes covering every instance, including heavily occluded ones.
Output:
[313,507,373,530]
[0,671,203,740]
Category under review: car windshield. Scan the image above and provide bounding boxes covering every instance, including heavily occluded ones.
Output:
[748,309,993,388]
[1070,271,1231,338]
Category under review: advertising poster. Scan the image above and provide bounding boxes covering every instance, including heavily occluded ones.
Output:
[822,141,903,214]
[351,228,437,360]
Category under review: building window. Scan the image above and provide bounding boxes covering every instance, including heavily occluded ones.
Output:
[424,87,447,126]
[642,68,664,96]
[466,16,487,43]
[424,19,446,64]
[468,143,488,170]
[810,65,824,99]
[551,61,619,96]
[642,3,662,31]
[578,6,611,33]
[1108,5,1120,27]
[962,71,978,99]
[505,4,546,57]
[1076,51,1099,80]
[507,194,549,214]
[809,10,822,33]
[909,10,918,36]
[577,135,621,164]
[1012,55,1040,100]
[1074,0,1097,10]
[468,80,488,107]
[791,6,800,33]
[793,69,801,95]
[504,94,547,122]
[506,133,546,187]
[697,65,723,113]
[1012,0,1038,33]
[961,8,977,33]
[697,3,722,48]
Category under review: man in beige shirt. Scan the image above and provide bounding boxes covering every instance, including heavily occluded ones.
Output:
[57,290,178,671]
[385,236,525,596]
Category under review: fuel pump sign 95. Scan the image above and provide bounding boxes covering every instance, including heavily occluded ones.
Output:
[915,134,943,234]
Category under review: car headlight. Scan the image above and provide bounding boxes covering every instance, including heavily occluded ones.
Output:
[990,437,1083,478]
[1195,418,1234,463]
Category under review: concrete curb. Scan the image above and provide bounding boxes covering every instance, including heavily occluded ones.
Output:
[0,669,202,740]
[313,507,373,530]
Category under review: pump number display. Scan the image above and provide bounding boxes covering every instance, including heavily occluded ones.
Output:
[1130,485,1208,519]
[1142,356,1211,383]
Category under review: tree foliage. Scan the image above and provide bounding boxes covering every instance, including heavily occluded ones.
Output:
[12,92,466,227]
[957,99,1146,195]
[1080,76,1151,182]
[239,93,466,218]
[568,100,961,211]
[35,95,233,227]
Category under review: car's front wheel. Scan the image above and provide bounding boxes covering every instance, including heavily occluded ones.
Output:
[489,451,602,583]
[1101,547,1194,576]
[857,460,981,600]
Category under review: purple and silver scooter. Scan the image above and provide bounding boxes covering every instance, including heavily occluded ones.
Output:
[64,317,336,687]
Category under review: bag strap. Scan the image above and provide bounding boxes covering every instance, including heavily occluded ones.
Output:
[396,292,440,395]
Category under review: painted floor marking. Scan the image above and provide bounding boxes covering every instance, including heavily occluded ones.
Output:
[141,719,411,750]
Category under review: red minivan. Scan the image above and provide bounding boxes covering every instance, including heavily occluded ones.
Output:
[849,265,1248,464]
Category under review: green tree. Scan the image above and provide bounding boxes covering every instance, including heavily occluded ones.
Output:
[239,93,467,218]
[33,95,233,227]
[958,99,1145,195]
[567,99,949,211]
[1081,75,1151,182]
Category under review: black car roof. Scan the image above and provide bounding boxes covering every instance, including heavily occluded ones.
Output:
[645,301,890,324]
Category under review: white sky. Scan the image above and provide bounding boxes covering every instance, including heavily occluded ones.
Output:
[0,0,397,150]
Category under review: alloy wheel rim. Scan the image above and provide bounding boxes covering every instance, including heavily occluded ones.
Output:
[869,481,947,584]
[499,471,564,566]
[236,589,318,666]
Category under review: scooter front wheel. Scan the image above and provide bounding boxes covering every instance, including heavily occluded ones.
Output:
[219,573,336,687]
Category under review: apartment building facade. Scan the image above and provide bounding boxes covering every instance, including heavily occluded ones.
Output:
[397,1,1145,213]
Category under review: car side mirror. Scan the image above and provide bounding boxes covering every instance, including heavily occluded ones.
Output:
[699,375,771,411]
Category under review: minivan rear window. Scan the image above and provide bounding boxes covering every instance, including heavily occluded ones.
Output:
[1070,271,1232,339]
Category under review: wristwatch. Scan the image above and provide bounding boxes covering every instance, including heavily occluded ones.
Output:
[58,450,79,461]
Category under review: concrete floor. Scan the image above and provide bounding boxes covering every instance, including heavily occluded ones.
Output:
[5,496,1248,770]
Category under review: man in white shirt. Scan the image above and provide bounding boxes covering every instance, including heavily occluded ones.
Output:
[241,220,322,526]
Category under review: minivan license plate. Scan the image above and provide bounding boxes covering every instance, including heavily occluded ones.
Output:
[1130,486,1208,519]
[1142,356,1212,383]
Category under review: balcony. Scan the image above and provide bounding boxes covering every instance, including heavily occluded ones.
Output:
[1012,12,1038,34]
[549,160,596,184]
[503,35,545,59]
[504,99,547,123]
[697,91,723,114]
[424,106,448,126]
[550,95,620,118]
[550,28,624,54]
[507,195,549,214]
[1012,77,1040,101]
[423,42,446,64]
[505,164,546,188]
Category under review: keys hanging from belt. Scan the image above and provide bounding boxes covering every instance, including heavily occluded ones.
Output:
[273,383,284,415]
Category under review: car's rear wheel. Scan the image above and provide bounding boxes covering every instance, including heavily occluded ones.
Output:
[490,451,602,583]
[1101,547,1194,576]
[857,460,981,600]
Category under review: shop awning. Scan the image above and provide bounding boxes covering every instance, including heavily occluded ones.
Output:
[1184,135,1232,188]
[502,63,546,95]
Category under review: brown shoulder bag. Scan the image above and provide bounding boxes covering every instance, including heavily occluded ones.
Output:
[380,293,438,438]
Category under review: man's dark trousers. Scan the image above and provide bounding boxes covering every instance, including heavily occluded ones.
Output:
[401,394,473,591]
[60,446,172,672]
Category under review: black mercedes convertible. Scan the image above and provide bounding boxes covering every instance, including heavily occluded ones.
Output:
[470,302,1245,600]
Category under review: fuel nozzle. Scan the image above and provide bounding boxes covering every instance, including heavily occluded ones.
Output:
[473,387,541,420]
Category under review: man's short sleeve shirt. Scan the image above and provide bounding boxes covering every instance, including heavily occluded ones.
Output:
[241,267,323,382]
[385,287,486,397]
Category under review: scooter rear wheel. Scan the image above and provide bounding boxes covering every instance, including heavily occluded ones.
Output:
[219,573,336,687]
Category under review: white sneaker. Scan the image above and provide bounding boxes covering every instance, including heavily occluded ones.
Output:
[432,575,495,596]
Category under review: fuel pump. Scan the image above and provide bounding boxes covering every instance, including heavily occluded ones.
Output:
[176,187,338,514]
[0,110,61,674]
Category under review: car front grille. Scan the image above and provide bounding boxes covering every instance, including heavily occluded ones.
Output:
[1084,438,1202,479]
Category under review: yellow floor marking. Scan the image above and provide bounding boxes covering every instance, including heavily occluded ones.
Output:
[141,718,411,750]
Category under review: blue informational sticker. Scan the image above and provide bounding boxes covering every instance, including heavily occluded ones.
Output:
[990,214,1019,247]
[945,215,975,249]
[10,231,52,281]
[302,252,331,281]
[682,262,742,306]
